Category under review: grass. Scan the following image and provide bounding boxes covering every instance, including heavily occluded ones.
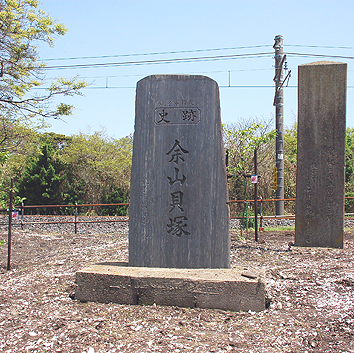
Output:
[236,225,295,233]
[262,225,295,232]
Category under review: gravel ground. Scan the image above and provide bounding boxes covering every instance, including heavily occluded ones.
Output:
[0,225,353,353]
[3,215,354,234]
[0,216,129,235]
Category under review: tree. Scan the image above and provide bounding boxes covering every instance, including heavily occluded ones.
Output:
[0,125,134,213]
[0,148,8,208]
[100,185,129,216]
[0,116,46,207]
[224,119,277,222]
[344,128,354,212]
[283,123,297,203]
[224,119,276,201]
[0,0,86,122]
[17,140,66,212]
[345,128,354,183]
[283,124,354,214]
[61,131,133,209]
[0,0,86,210]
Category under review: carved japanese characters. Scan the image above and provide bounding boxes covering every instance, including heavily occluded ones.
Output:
[129,75,230,268]
[295,62,346,248]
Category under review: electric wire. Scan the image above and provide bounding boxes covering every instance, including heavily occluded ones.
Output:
[46,68,273,81]
[288,44,354,50]
[41,44,354,62]
[34,85,354,90]
[286,52,354,60]
[42,52,274,70]
[40,51,354,73]
[42,45,271,61]
[33,45,354,90]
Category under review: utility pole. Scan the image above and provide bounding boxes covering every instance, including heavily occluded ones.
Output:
[273,35,285,216]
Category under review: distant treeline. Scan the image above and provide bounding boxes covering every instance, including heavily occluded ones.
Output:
[2,117,354,216]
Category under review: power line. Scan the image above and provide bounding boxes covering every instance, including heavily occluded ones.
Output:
[34,85,282,90]
[42,45,271,61]
[42,52,274,70]
[46,68,273,81]
[288,44,354,50]
[287,52,354,60]
[34,85,354,90]
[42,44,354,62]
[41,51,354,72]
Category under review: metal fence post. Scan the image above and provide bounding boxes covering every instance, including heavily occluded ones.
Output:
[7,178,14,271]
[21,202,24,230]
[254,149,258,242]
[245,201,249,239]
[75,202,78,234]
[260,197,263,229]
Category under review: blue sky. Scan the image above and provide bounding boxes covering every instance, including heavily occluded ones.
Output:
[37,0,354,139]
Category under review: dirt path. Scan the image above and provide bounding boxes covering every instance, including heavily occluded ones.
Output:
[0,229,353,352]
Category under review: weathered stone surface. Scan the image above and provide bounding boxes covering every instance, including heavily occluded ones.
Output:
[129,75,230,268]
[75,263,265,312]
[295,61,347,248]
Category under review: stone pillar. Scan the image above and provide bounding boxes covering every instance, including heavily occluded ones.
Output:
[295,61,347,248]
[129,75,230,268]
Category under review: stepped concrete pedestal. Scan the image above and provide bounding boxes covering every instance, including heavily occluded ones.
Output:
[75,263,266,312]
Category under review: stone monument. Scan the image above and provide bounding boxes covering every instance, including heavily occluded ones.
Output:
[75,75,266,312]
[295,61,347,248]
[129,74,230,268]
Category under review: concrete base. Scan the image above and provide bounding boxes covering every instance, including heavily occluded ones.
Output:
[75,262,266,312]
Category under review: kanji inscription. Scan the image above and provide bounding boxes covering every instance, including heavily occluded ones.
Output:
[129,74,230,268]
[154,107,201,125]
[295,62,346,249]
[166,139,189,236]
[156,109,170,123]
[167,216,190,237]
[182,109,198,122]
[169,191,184,212]
[166,140,188,164]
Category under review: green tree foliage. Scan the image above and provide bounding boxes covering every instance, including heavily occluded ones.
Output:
[0,117,48,207]
[0,0,86,121]
[0,116,45,154]
[4,118,354,218]
[225,121,276,178]
[283,124,354,214]
[283,123,297,202]
[0,117,48,179]
[61,131,133,210]
[17,140,66,212]
[0,0,86,209]
[0,149,8,208]
[345,128,354,183]
[100,185,129,216]
[224,119,276,216]
[345,128,354,212]
[1,123,134,213]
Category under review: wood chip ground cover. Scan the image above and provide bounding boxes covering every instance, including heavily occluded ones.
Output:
[0,229,353,352]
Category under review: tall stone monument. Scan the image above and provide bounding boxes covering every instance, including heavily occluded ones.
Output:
[295,61,347,248]
[75,75,266,312]
[129,75,230,268]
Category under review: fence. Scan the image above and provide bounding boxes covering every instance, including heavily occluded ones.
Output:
[18,202,130,233]
[4,197,354,229]
[2,198,296,234]
[3,195,354,270]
